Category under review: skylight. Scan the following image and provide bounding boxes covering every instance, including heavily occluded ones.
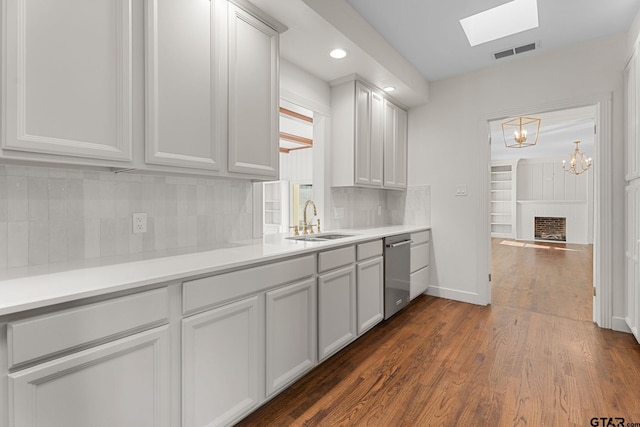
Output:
[460,0,539,47]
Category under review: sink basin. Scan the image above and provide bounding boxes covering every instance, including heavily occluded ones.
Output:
[286,233,355,242]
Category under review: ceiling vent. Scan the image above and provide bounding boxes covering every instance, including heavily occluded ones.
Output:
[493,42,537,60]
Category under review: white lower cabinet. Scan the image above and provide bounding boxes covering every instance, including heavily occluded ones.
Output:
[410,230,430,300]
[318,265,357,361]
[9,326,171,427]
[182,295,261,427]
[265,278,316,397]
[356,240,384,336]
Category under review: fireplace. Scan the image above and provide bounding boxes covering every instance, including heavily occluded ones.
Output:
[534,217,566,241]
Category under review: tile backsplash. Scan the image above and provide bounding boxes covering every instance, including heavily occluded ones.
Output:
[0,165,253,271]
[330,185,431,229]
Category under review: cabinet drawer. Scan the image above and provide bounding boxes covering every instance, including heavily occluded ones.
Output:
[8,288,169,368]
[318,246,356,273]
[411,230,430,246]
[410,241,430,273]
[357,240,383,261]
[410,266,430,300]
[183,254,315,314]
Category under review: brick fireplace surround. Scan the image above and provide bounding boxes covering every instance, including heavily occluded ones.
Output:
[534,217,567,241]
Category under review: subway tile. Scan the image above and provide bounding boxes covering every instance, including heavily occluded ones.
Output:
[115,182,130,218]
[197,215,208,246]
[8,221,28,268]
[84,180,101,219]
[154,182,167,217]
[141,217,155,252]
[0,176,7,222]
[154,216,167,251]
[48,217,68,264]
[187,216,197,246]
[66,179,84,218]
[0,222,7,269]
[196,185,206,216]
[48,178,67,221]
[5,165,27,177]
[165,184,177,217]
[177,217,189,248]
[99,181,116,219]
[100,218,116,257]
[186,184,197,216]
[7,176,28,222]
[177,184,188,217]
[48,168,67,179]
[165,216,178,250]
[115,217,130,256]
[67,218,85,261]
[29,221,50,266]
[84,218,100,259]
[27,167,49,178]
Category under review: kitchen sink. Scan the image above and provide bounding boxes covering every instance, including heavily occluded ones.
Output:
[286,233,355,242]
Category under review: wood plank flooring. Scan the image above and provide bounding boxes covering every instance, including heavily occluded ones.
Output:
[236,239,640,426]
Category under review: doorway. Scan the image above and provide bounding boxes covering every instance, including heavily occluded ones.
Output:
[488,104,597,321]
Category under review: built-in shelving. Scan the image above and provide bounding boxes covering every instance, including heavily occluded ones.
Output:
[491,164,515,238]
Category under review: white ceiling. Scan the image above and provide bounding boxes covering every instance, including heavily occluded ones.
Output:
[490,106,596,161]
[346,0,640,81]
[251,0,640,107]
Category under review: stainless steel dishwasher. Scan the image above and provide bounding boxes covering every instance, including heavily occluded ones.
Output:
[384,233,412,319]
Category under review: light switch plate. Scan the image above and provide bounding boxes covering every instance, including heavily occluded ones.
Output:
[455,185,468,196]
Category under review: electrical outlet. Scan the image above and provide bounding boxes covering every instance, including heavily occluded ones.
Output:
[132,213,147,234]
[455,185,468,196]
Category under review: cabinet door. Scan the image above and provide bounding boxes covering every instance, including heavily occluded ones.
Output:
[354,82,372,185]
[228,3,279,178]
[625,50,640,181]
[2,0,132,162]
[182,296,261,427]
[265,278,316,397]
[9,326,170,427]
[357,256,384,335]
[383,100,408,189]
[145,0,221,170]
[370,92,385,187]
[318,265,357,361]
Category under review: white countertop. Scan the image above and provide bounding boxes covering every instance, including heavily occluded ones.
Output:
[0,225,429,317]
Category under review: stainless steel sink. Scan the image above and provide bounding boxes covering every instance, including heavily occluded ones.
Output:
[286,233,355,242]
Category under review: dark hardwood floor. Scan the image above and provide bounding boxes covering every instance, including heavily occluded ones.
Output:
[236,239,640,426]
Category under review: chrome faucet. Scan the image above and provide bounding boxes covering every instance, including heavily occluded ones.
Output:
[303,199,317,234]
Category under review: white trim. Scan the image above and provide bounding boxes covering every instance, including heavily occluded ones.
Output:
[612,316,632,333]
[480,92,613,328]
[426,286,481,305]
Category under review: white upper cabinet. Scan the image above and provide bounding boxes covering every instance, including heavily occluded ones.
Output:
[227,2,280,179]
[1,0,133,163]
[332,79,407,189]
[383,99,408,189]
[145,0,223,170]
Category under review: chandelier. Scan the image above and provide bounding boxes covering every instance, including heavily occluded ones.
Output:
[562,140,592,175]
[501,116,541,148]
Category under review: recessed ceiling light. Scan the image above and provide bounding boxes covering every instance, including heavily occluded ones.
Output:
[460,0,539,47]
[329,48,348,59]
[383,86,396,92]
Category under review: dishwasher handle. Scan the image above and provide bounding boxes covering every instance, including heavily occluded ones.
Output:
[385,239,413,248]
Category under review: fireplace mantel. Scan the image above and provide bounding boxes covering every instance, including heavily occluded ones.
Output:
[516,200,589,244]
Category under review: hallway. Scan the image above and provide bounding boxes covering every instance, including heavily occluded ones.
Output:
[491,238,593,321]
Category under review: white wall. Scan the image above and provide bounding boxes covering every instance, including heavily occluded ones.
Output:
[408,33,627,315]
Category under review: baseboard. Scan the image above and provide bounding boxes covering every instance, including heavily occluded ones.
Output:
[426,286,483,305]
[612,317,632,333]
